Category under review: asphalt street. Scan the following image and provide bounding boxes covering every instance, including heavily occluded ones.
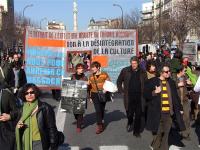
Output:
[41,91,200,150]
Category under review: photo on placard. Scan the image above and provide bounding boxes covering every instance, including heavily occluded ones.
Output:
[66,50,92,72]
[61,79,88,114]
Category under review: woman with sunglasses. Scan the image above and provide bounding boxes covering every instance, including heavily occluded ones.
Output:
[71,63,88,133]
[15,83,63,150]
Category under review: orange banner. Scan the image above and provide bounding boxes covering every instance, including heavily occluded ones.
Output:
[28,38,66,47]
[92,56,108,67]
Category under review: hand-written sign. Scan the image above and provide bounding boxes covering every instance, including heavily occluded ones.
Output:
[25,28,137,86]
[25,47,63,88]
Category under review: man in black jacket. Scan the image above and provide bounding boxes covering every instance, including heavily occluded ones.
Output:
[144,63,185,150]
[117,56,147,137]
[0,85,18,150]
[1,57,15,90]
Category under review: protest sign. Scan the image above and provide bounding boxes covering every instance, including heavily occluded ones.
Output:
[25,28,137,87]
[61,79,88,114]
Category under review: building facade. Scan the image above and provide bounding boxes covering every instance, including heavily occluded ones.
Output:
[141,0,199,46]
[87,18,121,30]
[0,0,15,50]
[47,20,66,30]
[141,2,153,25]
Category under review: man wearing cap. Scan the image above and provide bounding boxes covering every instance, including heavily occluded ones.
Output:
[117,56,147,137]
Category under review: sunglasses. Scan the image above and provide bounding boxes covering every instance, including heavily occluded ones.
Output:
[25,91,35,95]
[163,70,170,74]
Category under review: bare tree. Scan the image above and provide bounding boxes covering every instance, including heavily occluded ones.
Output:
[109,18,122,29]
[139,21,155,44]
[8,12,38,52]
[123,9,140,29]
[123,9,147,43]
[189,0,200,38]
[170,0,191,49]
[189,0,200,28]
[0,11,33,52]
[0,9,14,50]
[161,17,175,47]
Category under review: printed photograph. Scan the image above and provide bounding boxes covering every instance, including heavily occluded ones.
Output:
[66,50,92,72]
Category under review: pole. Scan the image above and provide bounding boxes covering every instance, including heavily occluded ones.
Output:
[113,4,124,29]
[21,4,33,55]
[22,4,33,24]
[159,0,162,50]
[73,0,78,31]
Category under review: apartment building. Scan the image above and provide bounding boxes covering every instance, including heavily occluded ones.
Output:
[141,2,153,25]
[141,0,198,45]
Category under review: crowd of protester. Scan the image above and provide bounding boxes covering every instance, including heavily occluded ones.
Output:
[1,49,200,150]
[64,48,200,150]
[117,49,200,150]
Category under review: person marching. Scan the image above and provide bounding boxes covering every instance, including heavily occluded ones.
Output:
[0,56,16,150]
[175,65,192,140]
[117,56,147,137]
[15,83,64,150]
[144,63,185,150]
[88,61,110,134]
[71,63,88,133]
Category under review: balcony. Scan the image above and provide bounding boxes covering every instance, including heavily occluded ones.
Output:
[142,15,153,20]
[142,9,153,14]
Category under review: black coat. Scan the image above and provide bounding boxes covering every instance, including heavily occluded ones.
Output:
[143,77,186,133]
[0,88,18,150]
[117,66,147,110]
[1,62,15,89]
[17,101,59,150]
[16,69,27,88]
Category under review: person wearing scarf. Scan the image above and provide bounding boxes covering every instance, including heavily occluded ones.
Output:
[15,83,62,150]
[16,99,39,150]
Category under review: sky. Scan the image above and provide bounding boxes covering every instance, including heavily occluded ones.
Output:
[14,0,151,31]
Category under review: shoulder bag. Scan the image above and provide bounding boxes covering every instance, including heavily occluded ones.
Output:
[93,74,111,103]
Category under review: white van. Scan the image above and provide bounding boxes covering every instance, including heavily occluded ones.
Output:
[182,42,200,67]
[138,44,157,54]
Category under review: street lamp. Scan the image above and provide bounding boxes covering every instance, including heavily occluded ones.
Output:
[21,4,33,55]
[40,17,47,29]
[22,4,33,24]
[113,3,124,29]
